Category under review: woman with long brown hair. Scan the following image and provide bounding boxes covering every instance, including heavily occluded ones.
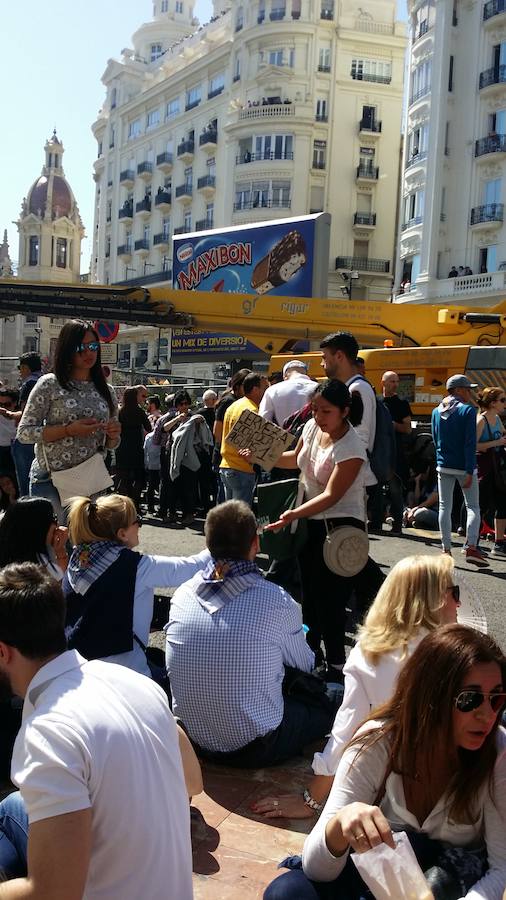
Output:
[114,386,151,511]
[264,625,506,899]
[476,386,506,557]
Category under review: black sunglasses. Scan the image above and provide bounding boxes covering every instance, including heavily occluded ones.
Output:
[455,690,506,713]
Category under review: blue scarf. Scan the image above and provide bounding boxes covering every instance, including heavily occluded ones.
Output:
[67,541,126,595]
[195,558,263,614]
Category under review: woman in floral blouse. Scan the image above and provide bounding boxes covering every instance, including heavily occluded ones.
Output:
[18,320,121,521]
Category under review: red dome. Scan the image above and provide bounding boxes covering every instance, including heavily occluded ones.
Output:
[28,175,72,217]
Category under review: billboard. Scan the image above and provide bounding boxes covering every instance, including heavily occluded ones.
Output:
[171,213,330,360]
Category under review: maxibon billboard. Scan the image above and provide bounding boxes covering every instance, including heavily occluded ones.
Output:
[171,213,330,360]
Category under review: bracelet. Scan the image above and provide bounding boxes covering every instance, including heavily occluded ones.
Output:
[303,789,323,813]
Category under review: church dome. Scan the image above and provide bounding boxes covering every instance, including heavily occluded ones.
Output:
[28,174,72,218]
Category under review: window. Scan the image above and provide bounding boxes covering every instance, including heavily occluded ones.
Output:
[175,0,183,11]
[146,109,160,130]
[407,124,428,158]
[206,202,214,225]
[207,156,216,176]
[184,208,192,230]
[318,47,331,70]
[128,119,141,140]
[105,235,111,257]
[351,59,392,83]
[166,98,180,120]
[313,139,326,169]
[316,98,328,121]
[233,53,241,81]
[321,0,334,17]
[106,199,112,221]
[125,231,132,251]
[186,85,201,109]
[184,166,193,189]
[111,87,117,109]
[56,238,67,268]
[162,216,170,237]
[484,178,501,205]
[209,72,225,97]
[411,60,431,101]
[448,55,454,92]
[271,179,290,207]
[97,140,103,157]
[161,0,169,10]
[235,6,244,29]
[29,236,39,266]
[151,43,163,62]
[403,190,424,224]
[254,134,293,159]
[270,49,283,66]
[25,314,38,324]
[23,337,38,353]
[109,126,115,149]
[143,223,151,243]
[270,1,286,19]
[292,0,301,17]
[234,179,290,208]
[135,342,148,367]
[118,344,131,368]
[258,0,265,21]
[479,245,497,273]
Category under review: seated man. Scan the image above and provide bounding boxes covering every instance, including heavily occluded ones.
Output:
[0,562,193,899]
[166,500,340,768]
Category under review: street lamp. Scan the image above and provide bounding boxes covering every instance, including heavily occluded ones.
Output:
[339,269,360,300]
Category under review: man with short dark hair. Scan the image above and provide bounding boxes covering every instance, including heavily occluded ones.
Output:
[146,394,162,426]
[0,562,193,898]
[166,501,339,767]
[219,373,268,505]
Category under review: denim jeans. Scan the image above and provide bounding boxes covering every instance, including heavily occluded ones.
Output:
[219,469,256,506]
[437,471,480,550]
[11,440,34,498]
[0,792,28,879]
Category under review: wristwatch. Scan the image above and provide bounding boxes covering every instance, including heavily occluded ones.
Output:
[303,789,323,812]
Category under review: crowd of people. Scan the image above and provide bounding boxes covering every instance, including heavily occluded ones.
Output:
[0,319,504,897]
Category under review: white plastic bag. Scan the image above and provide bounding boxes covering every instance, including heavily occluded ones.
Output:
[351,831,434,900]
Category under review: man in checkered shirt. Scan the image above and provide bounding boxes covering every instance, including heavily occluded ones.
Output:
[165,500,340,767]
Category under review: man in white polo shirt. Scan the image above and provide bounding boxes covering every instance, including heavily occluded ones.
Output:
[259,360,316,426]
[0,563,193,900]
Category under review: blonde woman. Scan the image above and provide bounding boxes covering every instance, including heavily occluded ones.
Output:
[476,386,506,557]
[63,494,209,678]
[253,554,462,820]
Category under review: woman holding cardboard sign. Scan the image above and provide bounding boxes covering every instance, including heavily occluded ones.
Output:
[264,379,383,680]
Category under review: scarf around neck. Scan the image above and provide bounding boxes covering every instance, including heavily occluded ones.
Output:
[195,558,263,614]
[67,540,126,595]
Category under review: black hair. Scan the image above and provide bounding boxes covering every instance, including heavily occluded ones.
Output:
[0,389,19,406]
[0,498,56,566]
[18,352,42,373]
[230,368,251,391]
[53,320,114,415]
[0,562,66,659]
[313,379,363,426]
[243,372,264,396]
[174,390,191,407]
[320,331,359,363]
[147,395,161,409]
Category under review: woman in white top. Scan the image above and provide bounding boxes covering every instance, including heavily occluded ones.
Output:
[253,554,461,820]
[264,624,506,900]
[267,379,383,677]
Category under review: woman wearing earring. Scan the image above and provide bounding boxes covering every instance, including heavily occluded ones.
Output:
[17,320,121,522]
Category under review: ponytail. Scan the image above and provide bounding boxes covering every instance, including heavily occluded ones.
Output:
[67,494,137,546]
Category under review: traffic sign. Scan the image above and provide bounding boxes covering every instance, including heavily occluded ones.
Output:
[94,320,119,343]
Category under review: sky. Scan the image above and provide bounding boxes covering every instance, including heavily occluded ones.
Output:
[0,0,407,273]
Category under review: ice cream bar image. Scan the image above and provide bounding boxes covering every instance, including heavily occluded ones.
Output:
[251,230,307,295]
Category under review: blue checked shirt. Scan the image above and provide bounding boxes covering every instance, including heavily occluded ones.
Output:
[165,564,315,752]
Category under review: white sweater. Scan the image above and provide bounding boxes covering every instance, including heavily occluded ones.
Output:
[303,723,506,900]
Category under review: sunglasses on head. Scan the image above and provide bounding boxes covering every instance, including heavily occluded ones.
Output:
[455,690,506,713]
[76,341,100,353]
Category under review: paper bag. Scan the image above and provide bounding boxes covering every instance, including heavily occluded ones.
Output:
[352,831,434,900]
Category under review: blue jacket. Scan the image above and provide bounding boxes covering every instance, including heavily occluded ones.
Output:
[431,397,477,474]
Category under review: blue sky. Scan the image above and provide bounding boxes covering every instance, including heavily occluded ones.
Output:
[0,0,407,272]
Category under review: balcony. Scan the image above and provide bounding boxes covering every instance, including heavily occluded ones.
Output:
[197,174,216,196]
[175,183,193,201]
[177,140,195,162]
[135,196,152,216]
[352,72,391,84]
[320,7,334,17]
[336,256,390,273]
[137,161,153,180]
[154,232,170,249]
[317,64,331,73]
[118,203,134,222]
[484,0,506,24]
[195,218,214,231]
[479,64,506,91]
[353,212,376,229]
[233,198,291,211]
[119,169,135,187]
[134,239,150,256]
[475,134,506,160]
[154,190,172,210]
[236,150,294,164]
[199,129,218,151]
[174,226,187,234]
[356,164,379,182]
[117,244,132,259]
[405,150,427,170]
[409,85,431,105]
[315,114,328,122]
[401,215,423,231]
[238,103,295,121]
[156,152,173,172]
[470,202,504,228]
[359,119,382,136]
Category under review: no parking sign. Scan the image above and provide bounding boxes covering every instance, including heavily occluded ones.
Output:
[94,320,119,343]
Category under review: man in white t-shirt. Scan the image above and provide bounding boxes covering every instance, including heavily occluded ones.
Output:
[319,332,377,486]
[259,360,316,426]
[0,563,193,900]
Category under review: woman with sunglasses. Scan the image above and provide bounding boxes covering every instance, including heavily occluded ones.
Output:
[265,624,506,900]
[477,386,506,558]
[63,493,210,680]
[0,496,68,578]
[17,320,121,522]
[253,554,463,821]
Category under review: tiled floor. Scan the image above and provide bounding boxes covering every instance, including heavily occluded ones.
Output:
[191,748,321,899]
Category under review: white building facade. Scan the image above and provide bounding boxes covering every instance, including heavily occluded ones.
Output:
[396,0,506,305]
[91,0,406,370]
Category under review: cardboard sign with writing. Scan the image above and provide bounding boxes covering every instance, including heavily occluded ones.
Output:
[226,409,292,471]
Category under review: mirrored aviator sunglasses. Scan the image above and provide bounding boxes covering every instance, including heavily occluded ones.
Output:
[455,690,506,713]
[76,341,100,353]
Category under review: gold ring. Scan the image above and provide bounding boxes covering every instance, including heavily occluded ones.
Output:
[355,832,366,840]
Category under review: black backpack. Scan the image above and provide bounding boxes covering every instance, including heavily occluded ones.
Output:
[349,376,396,483]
